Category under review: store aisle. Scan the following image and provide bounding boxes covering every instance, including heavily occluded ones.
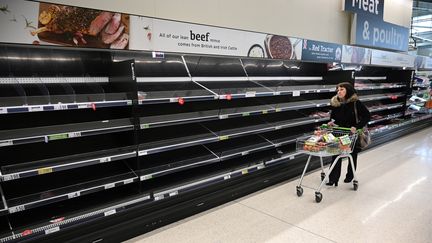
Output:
[126,127,432,243]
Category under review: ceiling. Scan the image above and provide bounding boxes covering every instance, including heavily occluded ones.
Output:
[411,0,432,55]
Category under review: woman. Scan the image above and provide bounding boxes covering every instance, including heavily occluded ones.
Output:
[326,82,370,186]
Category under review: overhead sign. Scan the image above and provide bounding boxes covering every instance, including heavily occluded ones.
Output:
[351,14,409,52]
[301,40,342,63]
[0,0,304,60]
[343,0,384,19]
[344,0,409,52]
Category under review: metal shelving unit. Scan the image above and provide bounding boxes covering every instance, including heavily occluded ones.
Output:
[0,44,429,243]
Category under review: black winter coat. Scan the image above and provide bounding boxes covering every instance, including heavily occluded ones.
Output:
[330,94,371,129]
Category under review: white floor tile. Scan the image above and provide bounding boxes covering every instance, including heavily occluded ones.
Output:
[125,126,432,243]
[126,202,333,243]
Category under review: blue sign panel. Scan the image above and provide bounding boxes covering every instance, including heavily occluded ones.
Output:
[344,0,384,19]
[354,14,409,52]
[301,40,342,63]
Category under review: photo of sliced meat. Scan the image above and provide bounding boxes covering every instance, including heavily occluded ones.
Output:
[32,5,102,36]
[36,3,130,49]
[101,25,125,44]
[89,12,114,36]
[104,13,121,35]
[110,33,129,49]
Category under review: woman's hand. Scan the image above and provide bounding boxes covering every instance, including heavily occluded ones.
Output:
[351,127,357,133]
[328,120,336,127]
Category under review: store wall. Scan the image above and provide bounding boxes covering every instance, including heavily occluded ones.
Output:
[42,0,412,45]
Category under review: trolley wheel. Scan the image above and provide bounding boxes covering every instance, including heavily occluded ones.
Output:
[315,192,323,203]
[320,172,325,181]
[296,186,303,197]
[353,180,358,191]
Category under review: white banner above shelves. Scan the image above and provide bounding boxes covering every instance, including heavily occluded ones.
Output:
[371,49,415,68]
[0,0,425,68]
[341,45,372,65]
[414,56,432,70]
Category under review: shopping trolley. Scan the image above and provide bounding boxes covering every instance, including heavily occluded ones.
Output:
[295,125,359,203]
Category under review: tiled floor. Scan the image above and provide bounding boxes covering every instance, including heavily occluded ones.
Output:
[126,127,432,243]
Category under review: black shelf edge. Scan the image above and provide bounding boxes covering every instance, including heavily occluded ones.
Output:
[368,113,404,125]
[138,137,219,156]
[152,162,267,202]
[0,100,132,115]
[0,122,134,148]
[7,175,139,215]
[247,76,324,81]
[368,103,405,113]
[0,194,152,242]
[137,84,336,105]
[355,84,406,91]
[219,144,275,161]
[137,117,329,157]
[360,93,405,102]
[412,84,429,88]
[140,113,219,130]
[265,152,302,167]
[139,157,221,182]
[140,138,278,182]
[138,95,218,105]
[140,99,330,130]
[354,76,387,80]
[151,149,304,203]
[370,114,432,135]
[273,138,298,147]
[1,150,136,182]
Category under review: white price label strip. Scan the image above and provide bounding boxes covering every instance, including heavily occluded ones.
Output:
[45,227,60,235]
[104,209,117,216]
[3,173,20,181]
[9,205,25,213]
[0,140,13,147]
[68,132,82,138]
[54,104,68,110]
[245,91,256,97]
[138,150,148,156]
[141,175,153,181]
[100,157,112,163]
[169,191,178,197]
[104,183,115,189]
[68,191,80,199]
[30,106,43,112]
[124,178,134,184]
[293,91,300,97]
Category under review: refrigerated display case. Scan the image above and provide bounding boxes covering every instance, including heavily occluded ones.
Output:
[0,43,430,242]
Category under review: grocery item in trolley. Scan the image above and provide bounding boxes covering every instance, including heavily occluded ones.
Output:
[297,128,354,156]
[295,125,360,202]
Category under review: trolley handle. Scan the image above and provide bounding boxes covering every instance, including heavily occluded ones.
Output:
[320,124,363,133]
